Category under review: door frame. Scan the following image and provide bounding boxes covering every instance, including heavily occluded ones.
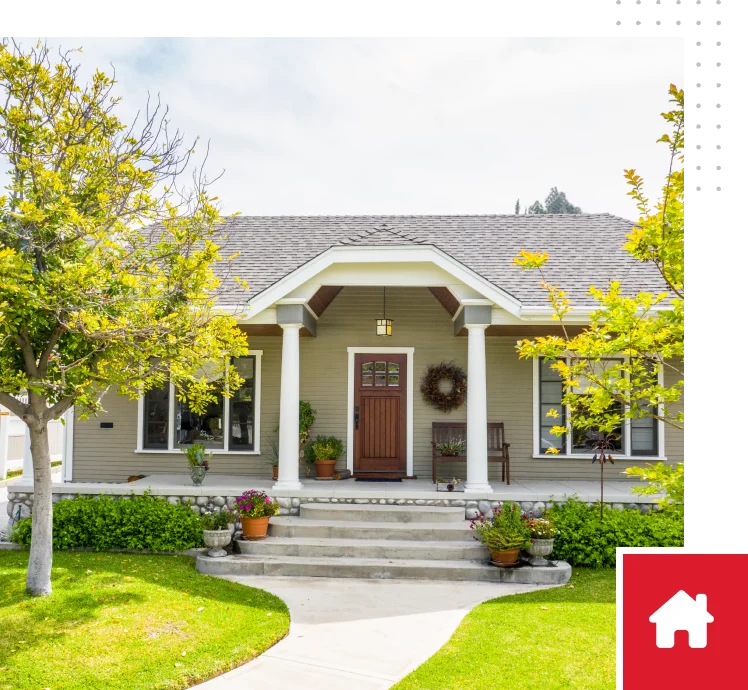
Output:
[347,347,414,476]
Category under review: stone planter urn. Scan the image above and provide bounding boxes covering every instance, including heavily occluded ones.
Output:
[203,529,233,557]
[527,538,554,566]
[190,466,208,486]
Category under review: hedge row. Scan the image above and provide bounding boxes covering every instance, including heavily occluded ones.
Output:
[548,498,684,568]
[12,493,203,552]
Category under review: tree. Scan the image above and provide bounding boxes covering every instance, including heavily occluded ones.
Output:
[514,198,520,215]
[526,187,582,214]
[512,84,684,450]
[0,41,248,595]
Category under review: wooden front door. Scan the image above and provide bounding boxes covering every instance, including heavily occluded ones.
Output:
[353,353,407,476]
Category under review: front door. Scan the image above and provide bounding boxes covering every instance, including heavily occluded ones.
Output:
[353,353,407,476]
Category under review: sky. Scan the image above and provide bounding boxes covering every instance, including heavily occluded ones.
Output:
[36,37,683,220]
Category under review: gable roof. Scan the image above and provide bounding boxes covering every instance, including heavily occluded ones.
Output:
[216,214,668,308]
[649,591,714,624]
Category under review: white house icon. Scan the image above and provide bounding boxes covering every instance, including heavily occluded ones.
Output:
[649,590,714,648]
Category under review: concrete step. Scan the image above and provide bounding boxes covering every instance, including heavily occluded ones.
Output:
[299,503,465,523]
[196,552,572,585]
[234,536,486,560]
[269,517,475,542]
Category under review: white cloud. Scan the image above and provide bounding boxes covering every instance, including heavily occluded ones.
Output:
[22,37,684,218]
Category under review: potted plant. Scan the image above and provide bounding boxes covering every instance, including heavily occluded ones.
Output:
[201,509,235,557]
[305,435,344,479]
[182,443,212,486]
[299,401,316,477]
[436,437,465,457]
[236,489,279,539]
[525,516,558,566]
[265,432,280,480]
[436,477,463,492]
[470,500,530,566]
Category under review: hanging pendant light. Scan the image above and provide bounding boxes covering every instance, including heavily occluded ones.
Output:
[376,286,393,336]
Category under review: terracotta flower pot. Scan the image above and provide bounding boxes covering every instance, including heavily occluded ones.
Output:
[241,516,270,540]
[272,466,279,481]
[315,459,337,479]
[489,547,520,566]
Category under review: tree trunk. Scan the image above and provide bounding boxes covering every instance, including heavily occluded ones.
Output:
[26,421,53,596]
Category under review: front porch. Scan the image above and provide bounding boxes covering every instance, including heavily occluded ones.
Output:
[10,473,659,507]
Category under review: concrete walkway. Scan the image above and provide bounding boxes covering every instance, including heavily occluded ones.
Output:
[197,575,546,689]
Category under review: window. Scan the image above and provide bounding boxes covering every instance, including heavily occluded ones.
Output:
[569,360,623,454]
[538,358,566,454]
[361,360,401,387]
[138,352,262,453]
[534,357,663,458]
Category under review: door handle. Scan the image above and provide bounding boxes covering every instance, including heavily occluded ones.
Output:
[354,413,360,430]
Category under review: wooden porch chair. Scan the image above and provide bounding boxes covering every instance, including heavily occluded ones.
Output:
[431,421,510,485]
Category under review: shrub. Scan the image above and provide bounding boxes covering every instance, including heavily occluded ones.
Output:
[548,498,684,568]
[11,493,203,552]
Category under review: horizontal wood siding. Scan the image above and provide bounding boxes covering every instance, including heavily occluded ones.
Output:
[72,287,684,482]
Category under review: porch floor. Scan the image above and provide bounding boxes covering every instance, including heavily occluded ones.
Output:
[31,474,659,504]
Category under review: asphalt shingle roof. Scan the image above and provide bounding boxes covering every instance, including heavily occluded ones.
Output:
[217,214,665,308]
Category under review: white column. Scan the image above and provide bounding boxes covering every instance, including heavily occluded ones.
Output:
[21,426,33,481]
[464,324,492,493]
[274,323,303,490]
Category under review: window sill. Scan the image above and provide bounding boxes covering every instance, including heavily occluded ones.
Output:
[134,449,262,456]
[532,454,667,462]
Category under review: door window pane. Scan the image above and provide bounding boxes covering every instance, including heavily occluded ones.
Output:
[229,356,255,451]
[143,384,169,449]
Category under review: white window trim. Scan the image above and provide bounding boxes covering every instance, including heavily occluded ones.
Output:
[532,357,667,461]
[136,351,263,455]
[346,346,414,476]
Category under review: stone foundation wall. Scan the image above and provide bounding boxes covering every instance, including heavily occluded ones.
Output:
[4,491,657,537]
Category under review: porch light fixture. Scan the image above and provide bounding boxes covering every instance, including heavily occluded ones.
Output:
[376,287,393,336]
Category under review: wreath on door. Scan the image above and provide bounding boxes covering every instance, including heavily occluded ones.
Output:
[420,362,467,412]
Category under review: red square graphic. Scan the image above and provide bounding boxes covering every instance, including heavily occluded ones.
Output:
[622,553,748,688]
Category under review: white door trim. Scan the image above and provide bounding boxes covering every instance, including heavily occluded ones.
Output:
[346,347,415,476]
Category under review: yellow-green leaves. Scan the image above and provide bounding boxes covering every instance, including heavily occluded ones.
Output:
[512,85,684,437]
[0,41,248,423]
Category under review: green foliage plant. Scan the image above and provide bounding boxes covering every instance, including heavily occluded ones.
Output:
[470,500,530,552]
[624,461,684,509]
[11,493,203,551]
[182,442,212,469]
[306,435,345,462]
[436,437,466,456]
[200,509,234,531]
[299,401,316,446]
[547,497,684,567]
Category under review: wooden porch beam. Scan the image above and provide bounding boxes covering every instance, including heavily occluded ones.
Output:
[428,287,460,316]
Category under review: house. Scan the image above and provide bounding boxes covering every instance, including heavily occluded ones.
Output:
[649,591,713,648]
[62,214,683,490]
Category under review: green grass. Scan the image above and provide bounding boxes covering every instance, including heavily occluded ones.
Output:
[393,569,615,690]
[0,551,289,690]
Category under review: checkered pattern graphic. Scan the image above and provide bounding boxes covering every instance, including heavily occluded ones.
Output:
[616,0,736,192]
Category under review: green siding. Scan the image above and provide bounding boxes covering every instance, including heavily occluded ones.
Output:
[72,287,684,482]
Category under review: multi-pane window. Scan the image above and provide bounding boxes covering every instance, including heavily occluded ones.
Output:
[142,385,170,450]
[569,360,623,454]
[536,357,662,458]
[140,354,260,453]
[539,358,566,453]
[361,361,400,387]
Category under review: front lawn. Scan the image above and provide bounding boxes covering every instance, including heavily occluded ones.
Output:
[0,551,289,690]
[393,569,615,690]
